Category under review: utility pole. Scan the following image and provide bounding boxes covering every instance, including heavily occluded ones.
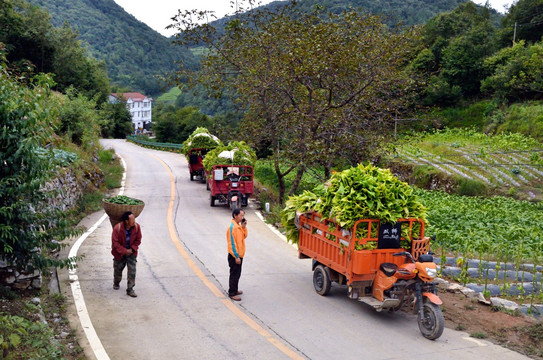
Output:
[513,22,517,44]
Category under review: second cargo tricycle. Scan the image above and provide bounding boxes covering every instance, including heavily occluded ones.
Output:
[208,164,253,209]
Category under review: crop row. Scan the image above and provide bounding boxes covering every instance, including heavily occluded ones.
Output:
[418,189,543,300]
[395,128,543,188]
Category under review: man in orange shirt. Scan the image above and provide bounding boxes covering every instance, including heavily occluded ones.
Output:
[226,208,248,301]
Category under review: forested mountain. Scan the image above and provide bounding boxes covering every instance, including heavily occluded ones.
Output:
[26,0,484,97]
[291,0,472,25]
[27,0,196,96]
[211,0,478,31]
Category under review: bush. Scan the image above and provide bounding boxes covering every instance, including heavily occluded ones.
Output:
[495,103,543,142]
[98,149,114,164]
[0,68,80,271]
[422,75,462,107]
[432,100,499,129]
[57,88,101,149]
[455,177,488,196]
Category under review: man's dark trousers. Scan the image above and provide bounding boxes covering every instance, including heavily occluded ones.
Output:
[228,253,243,296]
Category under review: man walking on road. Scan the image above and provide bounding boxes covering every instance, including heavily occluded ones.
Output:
[111,211,142,298]
[227,209,248,301]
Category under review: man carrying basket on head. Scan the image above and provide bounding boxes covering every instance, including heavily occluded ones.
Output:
[111,211,142,297]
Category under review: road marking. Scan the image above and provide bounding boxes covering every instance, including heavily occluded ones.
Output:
[154,155,304,360]
[463,336,488,346]
[254,210,297,249]
[67,156,127,360]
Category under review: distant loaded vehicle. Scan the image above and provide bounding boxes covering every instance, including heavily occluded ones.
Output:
[188,148,207,181]
[208,165,254,209]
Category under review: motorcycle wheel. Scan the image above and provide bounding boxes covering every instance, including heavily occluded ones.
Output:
[210,195,215,207]
[418,302,444,340]
[313,265,331,296]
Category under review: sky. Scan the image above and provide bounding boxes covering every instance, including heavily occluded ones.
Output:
[113,0,515,37]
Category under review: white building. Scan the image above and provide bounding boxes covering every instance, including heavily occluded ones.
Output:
[109,92,153,132]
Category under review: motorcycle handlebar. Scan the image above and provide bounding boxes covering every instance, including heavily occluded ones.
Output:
[393,251,415,263]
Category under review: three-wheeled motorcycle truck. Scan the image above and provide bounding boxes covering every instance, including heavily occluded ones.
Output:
[208,164,254,209]
[187,148,207,181]
[297,212,444,340]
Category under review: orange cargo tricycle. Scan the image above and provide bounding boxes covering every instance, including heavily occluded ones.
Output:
[298,212,444,340]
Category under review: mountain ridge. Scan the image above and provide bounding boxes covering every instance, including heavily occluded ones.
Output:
[27,0,196,95]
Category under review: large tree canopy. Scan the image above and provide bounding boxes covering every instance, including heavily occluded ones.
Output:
[497,0,543,47]
[481,40,543,101]
[415,2,497,104]
[171,1,422,202]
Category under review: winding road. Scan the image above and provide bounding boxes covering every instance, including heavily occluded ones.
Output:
[60,139,529,360]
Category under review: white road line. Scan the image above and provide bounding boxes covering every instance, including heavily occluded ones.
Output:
[254,207,298,250]
[67,156,127,360]
[462,336,488,347]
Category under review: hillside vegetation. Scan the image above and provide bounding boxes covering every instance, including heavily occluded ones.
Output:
[27,0,197,95]
[294,0,482,25]
[1,1,130,357]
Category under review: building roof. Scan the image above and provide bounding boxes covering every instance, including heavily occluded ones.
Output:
[111,92,152,102]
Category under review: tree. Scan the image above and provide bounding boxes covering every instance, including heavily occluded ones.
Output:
[152,104,212,143]
[50,23,111,104]
[415,2,497,102]
[100,100,133,139]
[0,0,110,103]
[0,64,79,272]
[170,1,422,202]
[481,40,543,101]
[56,87,101,148]
[497,0,543,47]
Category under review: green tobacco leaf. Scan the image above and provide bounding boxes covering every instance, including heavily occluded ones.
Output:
[8,333,21,347]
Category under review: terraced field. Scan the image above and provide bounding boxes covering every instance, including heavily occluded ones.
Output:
[399,146,543,187]
[395,129,543,190]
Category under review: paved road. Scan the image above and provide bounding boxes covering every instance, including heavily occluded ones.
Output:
[62,139,529,360]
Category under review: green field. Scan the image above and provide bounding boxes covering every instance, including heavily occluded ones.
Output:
[394,128,543,198]
[156,87,181,104]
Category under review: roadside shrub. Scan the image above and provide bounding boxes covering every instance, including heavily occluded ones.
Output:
[98,149,114,164]
[57,88,101,149]
[455,177,488,196]
[0,67,80,271]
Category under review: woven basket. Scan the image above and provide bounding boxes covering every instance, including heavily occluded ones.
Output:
[102,199,145,228]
